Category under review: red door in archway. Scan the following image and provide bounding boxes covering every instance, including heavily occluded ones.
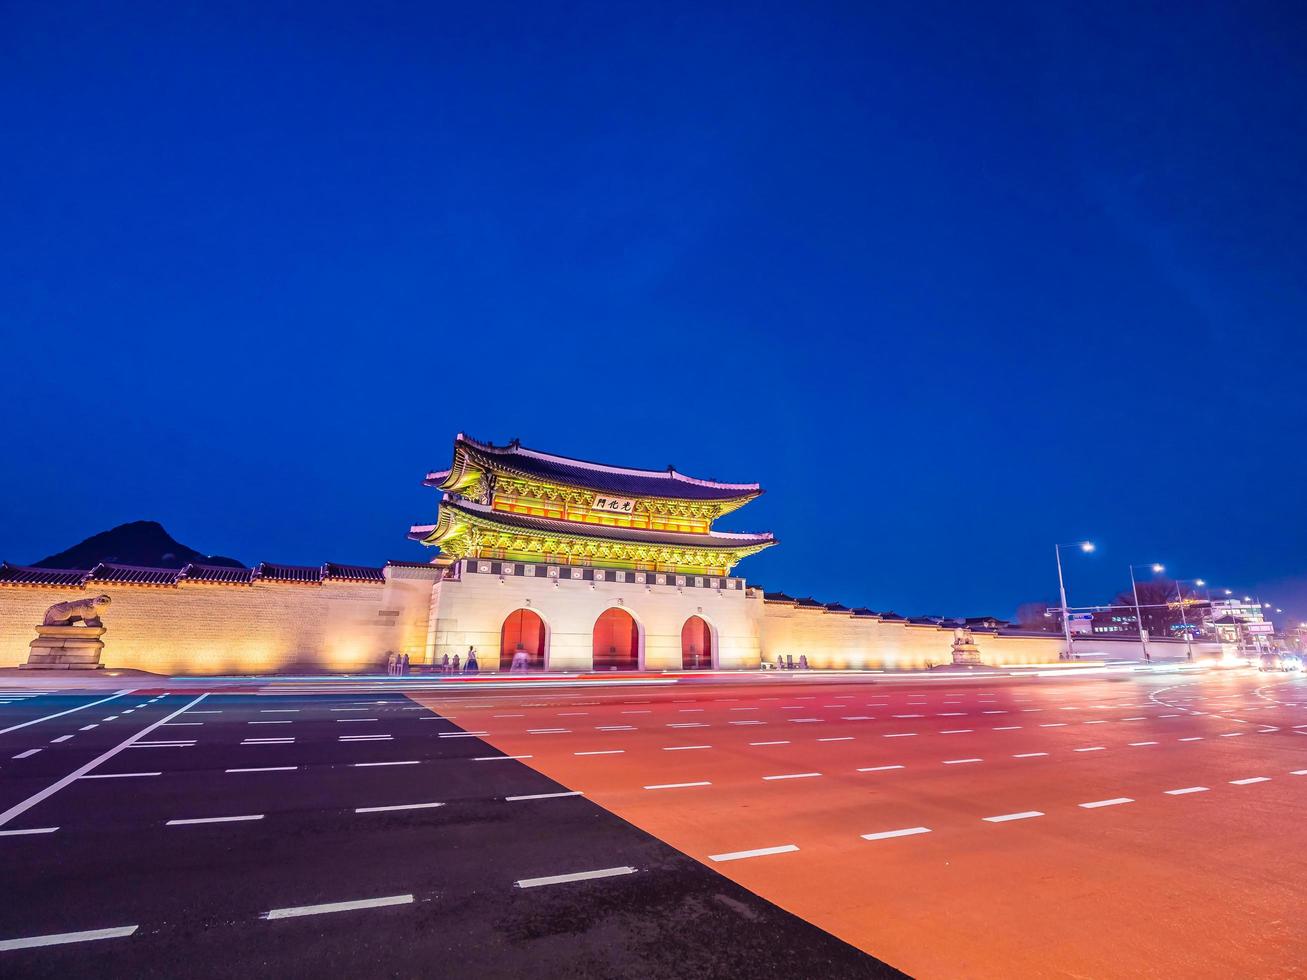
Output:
[681,616,713,670]
[593,608,639,671]
[500,609,546,671]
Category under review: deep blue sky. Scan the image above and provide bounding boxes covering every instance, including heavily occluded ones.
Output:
[3,2,1305,623]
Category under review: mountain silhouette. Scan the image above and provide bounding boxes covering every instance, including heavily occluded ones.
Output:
[33,520,245,570]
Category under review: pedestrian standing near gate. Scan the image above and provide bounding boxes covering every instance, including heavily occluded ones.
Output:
[441,652,450,674]
[452,652,461,673]
[402,652,411,675]
[386,652,396,676]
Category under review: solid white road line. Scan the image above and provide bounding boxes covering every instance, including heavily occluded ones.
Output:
[506,791,583,802]
[644,781,711,790]
[263,894,413,919]
[862,827,931,841]
[515,866,637,889]
[355,802,445,813]
[12,749,41,759]
[226,766,298,773]
[1079,798,1134,808]
[0,691,132,736]
[354,761,419,767]
[574,750,624,756]
[857,764,904,772]
[0,693,209,830]
[1165,786,1209,795]
[709,844,798,862]
[167,814,264,826]
[0,826,58,837]
[0,925,139,951]
[984,811,1044,823]
[1230,777,1271,785]
[80,772,161,779]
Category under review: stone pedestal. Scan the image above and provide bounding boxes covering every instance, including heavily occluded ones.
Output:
[951,632,983,667]
[22,625,107,670]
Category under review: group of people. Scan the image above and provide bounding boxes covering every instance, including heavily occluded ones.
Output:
[386,652,411,675]
[773,654,810,670]
[437,646,479,674]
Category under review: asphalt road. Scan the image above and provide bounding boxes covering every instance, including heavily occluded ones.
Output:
[2,668,1304,978]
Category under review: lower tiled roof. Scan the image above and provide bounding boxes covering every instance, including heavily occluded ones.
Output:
[324,563,386,583]
[257,562,323,584]
[0,563,91,587]
[90,564,182,586]
[183,564,257,585]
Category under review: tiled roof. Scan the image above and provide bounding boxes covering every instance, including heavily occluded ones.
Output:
[0,563,90,587]
[431,498,775,551]
[90,564,182,586]
[384,560,438,569]
[878,611,906,621]
[439,434,763,502]
[256,563,323,584]
[823,602,853,613]
[323,563,386,583]
[794,597,826,609]
[850,607,880,617]
[763,591,798,604]
[182,564,257,585]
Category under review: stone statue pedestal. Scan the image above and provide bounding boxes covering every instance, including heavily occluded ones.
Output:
[22,626,107,670]
[951,633,983,667]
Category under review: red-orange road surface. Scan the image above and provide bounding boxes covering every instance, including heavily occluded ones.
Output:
[415,670,1307,978]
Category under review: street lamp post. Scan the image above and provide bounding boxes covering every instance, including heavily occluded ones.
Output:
[1173,578,1204,662]
[1129,562,1165,663]
[1056,541,1094,661]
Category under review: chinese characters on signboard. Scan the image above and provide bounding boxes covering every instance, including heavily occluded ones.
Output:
[592,495,636,514]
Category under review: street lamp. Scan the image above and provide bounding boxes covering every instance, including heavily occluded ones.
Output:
[1055,541,1094,660]
[1129,562,1164,662]
[1172,576,1204,661]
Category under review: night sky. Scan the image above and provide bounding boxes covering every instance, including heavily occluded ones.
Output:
[3,2,1305,624]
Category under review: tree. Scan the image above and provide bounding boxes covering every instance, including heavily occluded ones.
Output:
[1015,600,1059,633]
[1109,579,1204,637]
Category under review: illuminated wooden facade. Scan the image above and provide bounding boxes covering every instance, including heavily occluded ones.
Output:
[410,435,775,576]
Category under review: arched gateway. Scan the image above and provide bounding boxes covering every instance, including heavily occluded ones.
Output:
[593,607,640,671]
[681,615,713,670]
[500,608,546,671]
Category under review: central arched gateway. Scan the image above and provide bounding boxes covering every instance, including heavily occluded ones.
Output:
[593,607,640,671]
[500,608,546,671]
[681,615,713,670]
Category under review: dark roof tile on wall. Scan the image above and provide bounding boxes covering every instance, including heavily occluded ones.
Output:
[323,563,386,583]
[182,564,257,585]
[90,564,182,586]
[0,563,90,587]
[256,563,323,584]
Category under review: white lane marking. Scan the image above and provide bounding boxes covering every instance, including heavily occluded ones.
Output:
[558,712,589,717]
[1079,798,1134,808]
[597,726,636,732]
[263,894,413,919]
[842,715,874,721]
[494,714,525,718]
[943,758,982,765]
[1179,736,1203,742]
[339,735,393,742]
[0,691,132,737]
[663,745,711,751]
[984,811,1044,822]
[0,925,138,951]
[750,740,790,746]
[1220,732,1245,738]
[102,716,118,721]
[938,712,965,717]
[709,844,798,862]
[883,733,917,738]
[0,826,59,837]
[862,826,931,841]
[337,718,378,723]
[818,736,854,742]
[186,710,221,714]
[1230,777,1271,785]
[1129,741,1159,746]
[1290,770,1307,776]
[729,720,765,726]
[226,767,298,773]
[13,749,41,759]
[331,708,369,712]
[506,791,583,802]
[167,814,264,825]
[473,755,533,761]
[515,866,637,889]
[1166,786,1209,795]
[941,729,973,734]
[242,738,294,745]
[528,728,571,734]
[763,772,822,780]
[79,724,98,732]
[1074,747,1106,753]
[80,772,160,779]
[643,781,711,790]
[0,693,208,830]
[438,732,489,738]
[261,710,300,714]
[893,714,924,719]
[982,710,1007,715]
[248,721,289,726]
[1040,723,1067,728]
[355,802,445,813]
[993,726,1021,731]
[857,764,904,772]
[1083,720,1107,725]
[668,723,708,728]
[574,749,624,756]
[354,761,419,767]
[1122,716,1146,721]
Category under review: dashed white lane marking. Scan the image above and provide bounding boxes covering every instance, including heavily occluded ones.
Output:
[0,690,131,737]
[263,894,413,919]
[750,740,790,746]
[528,728,570,734]
[709,844,798,862]
[857,764,904,772]
[261,710,299,714]
[353,761,419,767]
[241,738,293,745]
[883,733,917,738]
[337,718,378,723]
[165,722,203,726]
[938,712,965,717]
[1179,737,1203,742]
[128,740,195,748]
[1079,798,1134,809]
[668,723,708,728]
[0,826,59,837]
[1230,777,1271,785]
[993,726,1021,731]
[1166,786,1209,795]
[1074,747,1106,753]
[1129,741,1159,746]
[893,714,924,719]
[663,745,711,751]
[558,712,589,716]
[575,749,624,756]
[49,735,73,744]
[79,724,98,732]
[644,781,711,790]
[1291,770,1307,776]
[1083,720,1107,725]
[1122,716,1146,721]
[818,736,853,742]
[842,715,874,721]
[763,772,822,780]
[340,735,393,742]
[437,732,489,738]
[1039,723,1067,728]
[355,802,445,813]
[597,726,636,732]
[473,755,533,762]
[943,758,982,765]
[862,826,931,841]
[167,814,264,826]
[730,720,765,726]
[102,716,118,721]
[227,766,298,773]
[0,925,139,951]
[81,772,160,779]
[941,729,973,735]
[186,710,220,714]
[12,749,41,759]
[984,811,1044,823]
[1220,732,1245,738]
[248,721,289,726]
[494,714,525,718]
[515,866,637,889]
[506,791,584,802]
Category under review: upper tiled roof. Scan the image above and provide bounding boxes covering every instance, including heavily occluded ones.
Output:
[419,498,775,551]
[257,562,323,584]
[182,564,257,585]
[323,563,386,583]
[0,563,91,587]
[433,434,763,502]
[90,564,182,586]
